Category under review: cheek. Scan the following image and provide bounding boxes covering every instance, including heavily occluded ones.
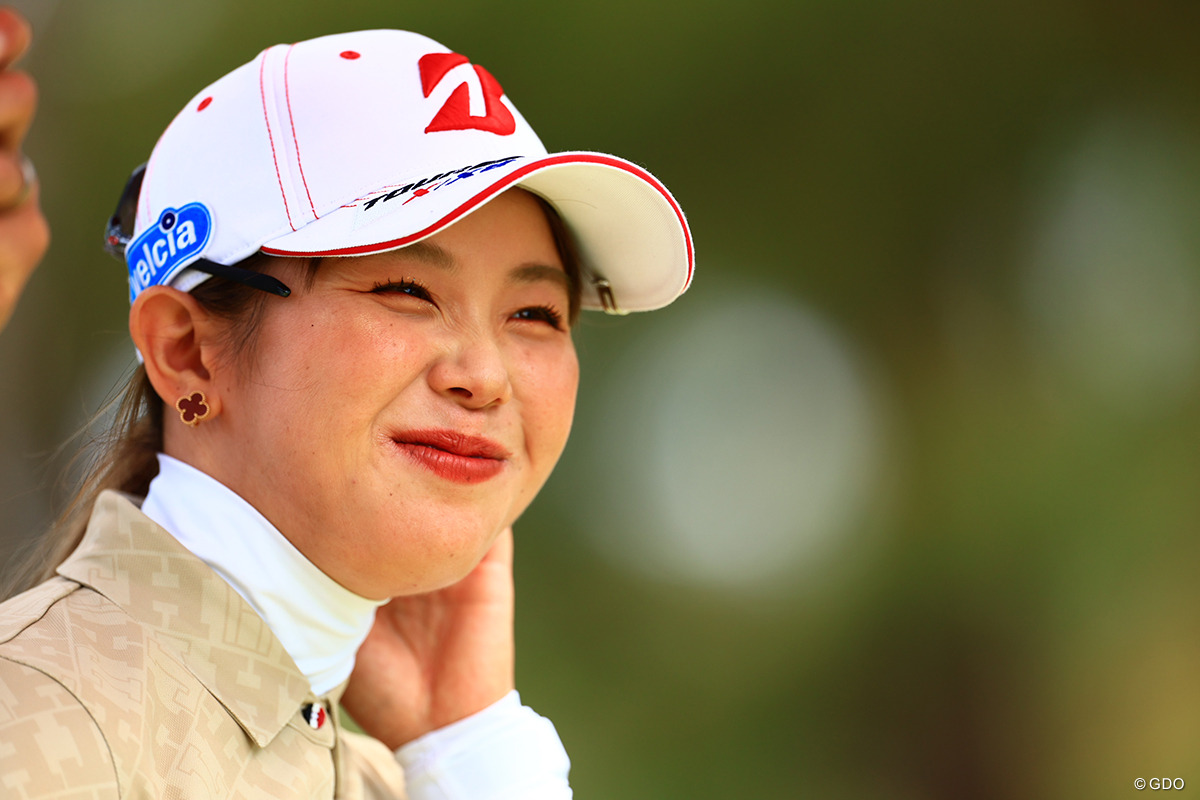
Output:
[280,308,423,390]
[518,346,580,463]
[239,308,425,448]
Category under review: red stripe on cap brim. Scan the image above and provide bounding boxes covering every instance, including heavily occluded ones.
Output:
[261,152,694,298]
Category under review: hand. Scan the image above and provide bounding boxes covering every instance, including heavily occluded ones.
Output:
[341,528,516,750]
[0,7,49,333]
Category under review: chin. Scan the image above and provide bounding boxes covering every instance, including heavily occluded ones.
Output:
[371,518,505,597]
[374,551,485,598]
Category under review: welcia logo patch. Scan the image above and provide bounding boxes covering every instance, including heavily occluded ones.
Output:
[127,203,213,300]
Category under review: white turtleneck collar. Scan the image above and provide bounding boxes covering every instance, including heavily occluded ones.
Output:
[140,453,385,696]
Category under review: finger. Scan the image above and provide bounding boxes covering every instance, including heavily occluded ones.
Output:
[0,150,29,204]
[0,177,48,249]
[0,66,35,151]
[0,8,32,71]
[482,526,514,569]
[446,526,513,605]
[0,181,50,330]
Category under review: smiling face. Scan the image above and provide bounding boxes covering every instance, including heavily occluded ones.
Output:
[184,189,579,599]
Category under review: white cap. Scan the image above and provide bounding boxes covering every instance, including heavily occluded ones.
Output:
[123,29,693,313]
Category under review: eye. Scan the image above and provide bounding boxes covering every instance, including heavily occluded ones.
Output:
[370,278,433,302]
[512,305,566,331]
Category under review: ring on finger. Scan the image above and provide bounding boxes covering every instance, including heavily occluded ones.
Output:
[1,154,36,212]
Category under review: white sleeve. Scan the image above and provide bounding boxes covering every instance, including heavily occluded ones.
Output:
[394,691,573,800]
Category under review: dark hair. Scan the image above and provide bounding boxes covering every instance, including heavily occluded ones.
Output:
[3,192,583,597]
[531,193,584,325]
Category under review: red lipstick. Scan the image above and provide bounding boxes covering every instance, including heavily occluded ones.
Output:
[392,429,509,484]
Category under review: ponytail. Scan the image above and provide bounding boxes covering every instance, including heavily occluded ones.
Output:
[1,254,304,598]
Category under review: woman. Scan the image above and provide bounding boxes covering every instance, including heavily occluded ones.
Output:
[0,28,691,799]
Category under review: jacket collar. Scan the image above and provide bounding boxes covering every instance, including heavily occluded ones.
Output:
[56,490,320,747]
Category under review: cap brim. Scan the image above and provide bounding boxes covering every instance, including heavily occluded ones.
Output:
[261,152,693,312]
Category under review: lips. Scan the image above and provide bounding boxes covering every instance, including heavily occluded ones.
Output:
[391,429,509,484]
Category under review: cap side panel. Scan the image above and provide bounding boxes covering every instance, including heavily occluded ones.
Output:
[137,91,203,233]
[126,50,302,278]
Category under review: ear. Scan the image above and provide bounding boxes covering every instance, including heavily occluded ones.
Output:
[129,286,225,418]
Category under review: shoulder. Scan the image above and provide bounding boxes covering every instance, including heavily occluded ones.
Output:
[0,575,79,640]
[0,577,160,798]
[0,651,120,797]
[0,575,147,740]
[0,577,147,687]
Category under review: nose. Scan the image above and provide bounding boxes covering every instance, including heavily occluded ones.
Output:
[427,329,513,409]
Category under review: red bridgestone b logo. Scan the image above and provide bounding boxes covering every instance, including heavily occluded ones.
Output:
[419,52,516,136]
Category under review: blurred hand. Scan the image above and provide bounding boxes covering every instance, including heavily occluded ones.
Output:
[0,6,48,333]
[341,528,516,750]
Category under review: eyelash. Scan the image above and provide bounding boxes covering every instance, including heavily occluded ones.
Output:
[371,278,432,301]
[514,305,566,330]
[370,279,566,331]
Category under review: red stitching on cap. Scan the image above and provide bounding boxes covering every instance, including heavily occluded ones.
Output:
[260,47,296,230]
[284,44,318,219]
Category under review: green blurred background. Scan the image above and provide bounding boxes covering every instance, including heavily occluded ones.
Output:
[4,1,1200,797]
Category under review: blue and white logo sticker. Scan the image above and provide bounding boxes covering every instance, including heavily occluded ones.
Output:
[127,203,213,301]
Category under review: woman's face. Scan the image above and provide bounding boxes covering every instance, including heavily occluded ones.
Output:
[202,189,579,599]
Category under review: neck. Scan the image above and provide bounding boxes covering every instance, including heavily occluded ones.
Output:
[140,453,384,695]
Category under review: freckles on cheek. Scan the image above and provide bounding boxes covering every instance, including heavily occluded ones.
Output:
[323,317,423,405]
[362,319,419,372]
[319,309,405,363]
[522,356,579,459]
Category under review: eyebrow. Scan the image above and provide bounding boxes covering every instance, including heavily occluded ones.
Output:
[402,240,570,294]
[510,263,572,294]
[401,240,458,271]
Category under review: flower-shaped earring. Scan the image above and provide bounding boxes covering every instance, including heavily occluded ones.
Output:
[176,391,211,427]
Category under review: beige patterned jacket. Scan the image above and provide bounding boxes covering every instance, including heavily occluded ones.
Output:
[0,491,408,798]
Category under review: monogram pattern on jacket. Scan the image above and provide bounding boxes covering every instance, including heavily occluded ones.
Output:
[0,491,407,799]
